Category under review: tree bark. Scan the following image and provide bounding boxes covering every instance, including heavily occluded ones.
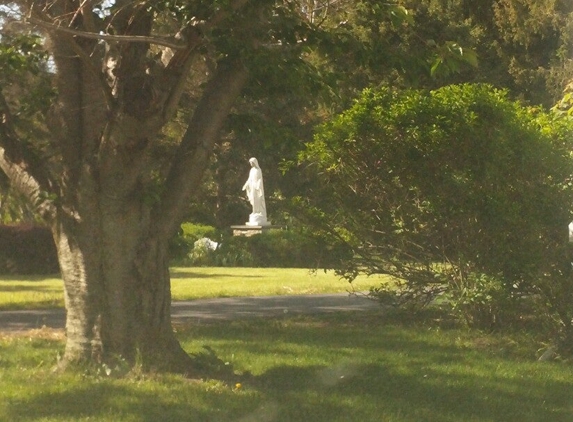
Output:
[53,190,193,371]
[49,58,248,373]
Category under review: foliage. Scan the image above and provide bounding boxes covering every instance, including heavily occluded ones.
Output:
[441,272,520,329]
[180,222,219,240]
[0,31,53,223]
[298,83,573,336]
[156,0,572,230]
[298,0,572,106]
[396,0,573,106]
[0,224,59,274]
[317,0,479,92]
[170,223,221,262]
[0,32,47,78]
[183,0,485,229]
[492,0,573,105]
[552,80,573,117]
[185,229,351,268]
[0,177,41,224]
[0,31,54,134]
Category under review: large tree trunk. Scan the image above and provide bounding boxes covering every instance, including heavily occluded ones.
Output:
[49,57,248,371]
[53,194,192,370]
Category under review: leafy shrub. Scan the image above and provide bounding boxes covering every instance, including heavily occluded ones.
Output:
[0,224,59,274]
[186,237,222,266]
[169,223,220,263]
[206,237,255,267]
[180,223,218,240]
[443,272,522,330]
[228,229,345,268]
[184,228,349,268]
[299,83,573,335]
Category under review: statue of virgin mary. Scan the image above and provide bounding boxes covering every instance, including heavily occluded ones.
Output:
[242,157,270,226]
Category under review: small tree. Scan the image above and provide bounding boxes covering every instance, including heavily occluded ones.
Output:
[298,84,573,339]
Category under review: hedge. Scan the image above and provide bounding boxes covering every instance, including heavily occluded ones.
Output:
[0,224,59,274]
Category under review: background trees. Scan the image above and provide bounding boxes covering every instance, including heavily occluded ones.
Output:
[188,0,572,228]
[6,1,570,232]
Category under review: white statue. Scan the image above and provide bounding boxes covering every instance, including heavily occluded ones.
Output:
[242,157,270,226]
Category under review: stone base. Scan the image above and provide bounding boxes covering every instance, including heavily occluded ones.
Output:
[246,212,270,226]
[231,225,280,237]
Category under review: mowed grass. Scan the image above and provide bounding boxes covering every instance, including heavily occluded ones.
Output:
[0,274,64,310]
[169,267,381,300]
[1,312,573,421]
[0,268,383,310]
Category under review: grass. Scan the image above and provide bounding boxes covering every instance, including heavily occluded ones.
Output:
[0,267,383,310]
[169,267,381,300]
[0,274,64,310]
[1,311,573,421]
[3,268,572,420]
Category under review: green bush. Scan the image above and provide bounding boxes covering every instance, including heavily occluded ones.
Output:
[180,223,218,240]
[184,228,349,268]
[169,223,220,263]
[0,224,59,274]
[299,83,573,336]
[206,237,255,267]
[443,272,521,330]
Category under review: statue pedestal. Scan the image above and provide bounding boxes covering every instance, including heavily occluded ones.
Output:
[231,225,277,237]
[246,212,270,227]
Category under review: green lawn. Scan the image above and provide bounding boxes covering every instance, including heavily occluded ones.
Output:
[2,268,571,421]
[1,311,572,421]
[0,267,384,310]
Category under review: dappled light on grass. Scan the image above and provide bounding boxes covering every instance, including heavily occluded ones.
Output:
[0,268,385,310]
[2,312,573,421]
[169,267,384,300]
[0,277,64,310]
[179,313,573,421]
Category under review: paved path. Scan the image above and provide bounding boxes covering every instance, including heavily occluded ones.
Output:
[0,293,380,332]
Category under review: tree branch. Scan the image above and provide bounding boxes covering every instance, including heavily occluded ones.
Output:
[27,15,188,50]
[76,0,97,33]
[160,0,251,121]
[59,33,115,110]
[0,92,56,220]
[153,58,249,240]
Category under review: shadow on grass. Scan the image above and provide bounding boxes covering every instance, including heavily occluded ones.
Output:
[4,312,573,421]
[178,312,573,421]
[252,361,573,421]
[5,361,570,422]
[2,381,258,422]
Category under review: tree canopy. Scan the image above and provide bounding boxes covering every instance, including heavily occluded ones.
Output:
[186,0,573,228]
